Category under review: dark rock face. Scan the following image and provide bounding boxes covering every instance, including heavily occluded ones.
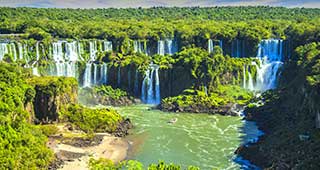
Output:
[32,77,78,123]
[238,88,320,169]
[159,102,240,116]
[96,95,136,106]
[113,118,133,137]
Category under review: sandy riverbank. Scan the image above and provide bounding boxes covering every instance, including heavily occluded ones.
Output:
[48,132,129,170]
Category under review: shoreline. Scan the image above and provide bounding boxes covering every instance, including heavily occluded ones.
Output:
[48,133,129,170]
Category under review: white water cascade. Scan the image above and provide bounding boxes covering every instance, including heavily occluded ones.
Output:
[133,40,146,54]
[0,43,8,61]
[255,39,284,91]
[100,63,108,84]
[141,64,161,104]
[157,39,177,55]
[243,65,247,89]
[83,63,92,87]
[51,41,80,78]
[243,65,255,91]
[208,39,223,53]
[103,41,113,52]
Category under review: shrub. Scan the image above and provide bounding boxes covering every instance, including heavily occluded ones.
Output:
[61,104,123,133]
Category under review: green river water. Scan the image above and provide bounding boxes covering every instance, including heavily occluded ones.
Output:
[115,105,262,170]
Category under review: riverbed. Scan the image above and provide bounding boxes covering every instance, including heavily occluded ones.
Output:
[115,105,262,169]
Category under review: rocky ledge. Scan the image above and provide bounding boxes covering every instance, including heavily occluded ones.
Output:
[158,102,242,116]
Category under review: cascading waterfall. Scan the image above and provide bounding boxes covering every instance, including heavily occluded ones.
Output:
[18,43,24,60]
[157,39,177,55]
[93,64,98,85]
[103,41,112,52]
[208,39,223,53]
[133,40,146,54]
[89,41,97,61]
[141,64,161,104]
[83,63,92,87]
[155,67,160,104]
[255,39,283,91]
[51,41,80,77]
[248,70,254,91]
[208,39,214,53]
[157,40,165,55]
[147,68,155,103]
[32,42,40,76]
[0,43,8,61]
[10,43,17,61]
[100,63,108,84]
[243,65,247,89]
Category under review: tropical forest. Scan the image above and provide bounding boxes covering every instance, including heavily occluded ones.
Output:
[0,2,319,170]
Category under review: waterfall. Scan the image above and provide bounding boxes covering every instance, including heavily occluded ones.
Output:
[89,41,97,61]
[158,39,177,55]
[10,43,17,61]
[155,67,160,104]
[147,68,155,103]
[254,39,284,91]
[65,41,79,62]
[141,64,161,104]
[83,63,92,87]
[103,41,112,52]
[93,64,98,85]
[208,39,214,53]
[157,40,165,55]
[100,63,108,84]
[141,69,149,103]
[243,65,247,89]
[166,40,173,55]
[208,39,223,54]
[248,70,254,91]
[0,43,8,61]
[18,43,24,60]
[50,41,78,78]
[133,40,145,53]
[35,42,40,61]
[32,67,40,76]
[219,40,223,50]
[53,42,64,62]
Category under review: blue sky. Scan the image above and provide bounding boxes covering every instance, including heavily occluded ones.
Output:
[0,0,319,8]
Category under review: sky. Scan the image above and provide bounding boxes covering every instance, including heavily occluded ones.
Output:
[0,0,319,8]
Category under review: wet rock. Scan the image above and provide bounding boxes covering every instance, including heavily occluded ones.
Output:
[113,118,133,137]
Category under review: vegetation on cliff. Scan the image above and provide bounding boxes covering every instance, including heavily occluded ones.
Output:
[89,158,200,170]
[61,104,123,133]
[160,85,253,115]
[79,85,136,106]
[0,63,54,169]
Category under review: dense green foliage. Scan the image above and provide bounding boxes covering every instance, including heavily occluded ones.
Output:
[175,47,256,88]
[161,85,253,114]
[1,7,319,56]
[0,63,54,169]
[89,158,199,170]
[27,76,78,96]
[61,104,123,133]
[95,85,128,100]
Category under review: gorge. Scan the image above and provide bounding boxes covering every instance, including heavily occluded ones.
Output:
[0,6,319,170]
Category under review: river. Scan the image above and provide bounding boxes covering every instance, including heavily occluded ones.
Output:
[115,105,263,170]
